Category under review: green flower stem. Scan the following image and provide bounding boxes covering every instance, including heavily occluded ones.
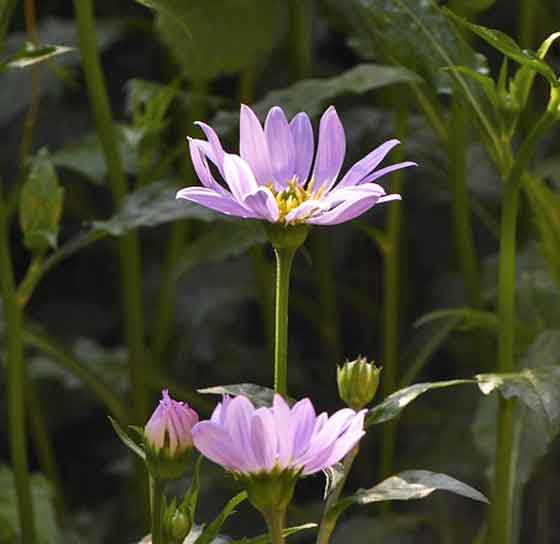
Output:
[273,247,296,397]
[0,182,37,544]
[449,95,482,309]
[491,88,560,544]
[379,104,407,481]
[263,509,286,544]
[287,0,312,79]
[150,476,165,544]
[519,0,536,48]
[73,0,148,424]
[316,446,360,544]
[152,79,207,367]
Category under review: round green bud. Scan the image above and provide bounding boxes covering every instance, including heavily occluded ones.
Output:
[167,510,192,542]
[337,357,381,410]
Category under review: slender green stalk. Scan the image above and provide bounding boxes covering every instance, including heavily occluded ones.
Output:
[490,89,560,544]
[149,477,164,544]
[0,182,37,544]
[379,105,407,480]
[519,0,536,48]
[287,0,312,79]
[152,80,207,366]
[73,0,148,424]
[273,248,296,397]
[449,96,482,308]
[263,509,286,544]
[316,446,359,544]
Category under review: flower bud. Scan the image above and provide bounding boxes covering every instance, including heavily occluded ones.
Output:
[337,357,381,410]
[144,390,199,480]
[166,510,192,543]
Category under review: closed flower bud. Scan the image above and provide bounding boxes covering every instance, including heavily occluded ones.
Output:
[144,390,199,480]
[167,510,192,543]
[337,357,381,410]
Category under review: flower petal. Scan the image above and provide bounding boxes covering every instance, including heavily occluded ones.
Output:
[223,396,258,471]
[283,199,329,225]
[272,394,295,468]
[194,121,226,175]
[223,153,260,202]
[308,188,401,226]
[336,139,401,189]
[265,107,296,187]
[243,186,280,222]
[176,187,258,219]
[192,421,245,471]
[291,399,317,459]
[290,112,314,186]
[188,138,228,195]
[361,161,417,184]
[312,106,346,193]
[240,104,274,186]
[318,410,366,470]
[250,408,278,471]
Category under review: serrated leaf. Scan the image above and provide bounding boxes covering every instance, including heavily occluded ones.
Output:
[109,416,146,460]
[476,366,560,438]
[444,8,559,87]
[212,64,420,134]
[344,470,488,505]
[1,42,72,69]
[230,523,317,544]
[366,380,474,426]
[193,491,247,544]
[0,466,61,544]
[198,383,278,408]
[19,148,64,253]
[140,0,281,81]
[92,181,224,236]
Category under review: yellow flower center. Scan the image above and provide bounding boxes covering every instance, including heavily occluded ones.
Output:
[269,178,325,224]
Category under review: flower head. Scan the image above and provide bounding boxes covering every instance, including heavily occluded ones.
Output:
[191,394,366,477]
[337,356,381,410]
[145,390,199,479]
[177,105,416,226]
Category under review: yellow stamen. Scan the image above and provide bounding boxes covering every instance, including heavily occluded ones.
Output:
[268,177,323,224]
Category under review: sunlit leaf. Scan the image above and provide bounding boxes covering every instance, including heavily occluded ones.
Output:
[213,64,420,134]
[0,466,61,544]
[444,9,559,87]
[92,181,222,236]
[198,383,277,408]
[366,380,474,426]
[1,42,72,69]
[19,148,64,253]
[230,523,317,544]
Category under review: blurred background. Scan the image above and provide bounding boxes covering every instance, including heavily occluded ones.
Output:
[1,0,560,542]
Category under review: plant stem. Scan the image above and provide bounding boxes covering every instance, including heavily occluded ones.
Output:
[151,79,207,367]
[74,0,149,523]
[490,89,560,544]
[0,182,37,544]
[263,509,286,544]
[316,446,359,544]
[519,0,536,48]
[273,247,296,397]
[287,0,312,79]
[449,95,481,308]
[73,0,148,424]
[379,104,407,480]
[150,477,164,544]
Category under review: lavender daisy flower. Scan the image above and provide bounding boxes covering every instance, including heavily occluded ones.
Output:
[192,394,365,477]
[176,105,415,226]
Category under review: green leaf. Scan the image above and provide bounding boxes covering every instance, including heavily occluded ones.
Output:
[92,181,223,236]
[108,416,146,460]
[198,383,278,408]
[338,470,488,509]
[193,491,247,544]
[230,523,317,544]
[476,365,560,438]
[1,42,72,69]
[138,0,282,81]
[366,380,474,426]
[0,466,61,544]
[415,307,499,333]
[175,222,266,279]
[212,64,420,134]
[19,148,64,253]
[444,66,498,109]
[181,455,203,521]
[443,8,559,87]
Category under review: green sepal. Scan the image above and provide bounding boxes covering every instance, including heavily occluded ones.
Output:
[108,416,146,460]
[264,223,309,251]
[145,441,193,481]
[19,148,64,254]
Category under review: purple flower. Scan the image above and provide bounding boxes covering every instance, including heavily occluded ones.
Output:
[145,390,199,455]
[191,394,366,476]
[176,105,416,226]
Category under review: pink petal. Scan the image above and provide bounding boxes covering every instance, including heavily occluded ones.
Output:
[240,104,274,186]
[223,153,260,202]
[243,186,280,222]
[195,121,226,175]
[361,161,418,184]
[250,408,278,471]
[290,112,314,186]
[265,107,296,188]
[176,187,259,219]
[188,138,228,195]
[192,421,246,471]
